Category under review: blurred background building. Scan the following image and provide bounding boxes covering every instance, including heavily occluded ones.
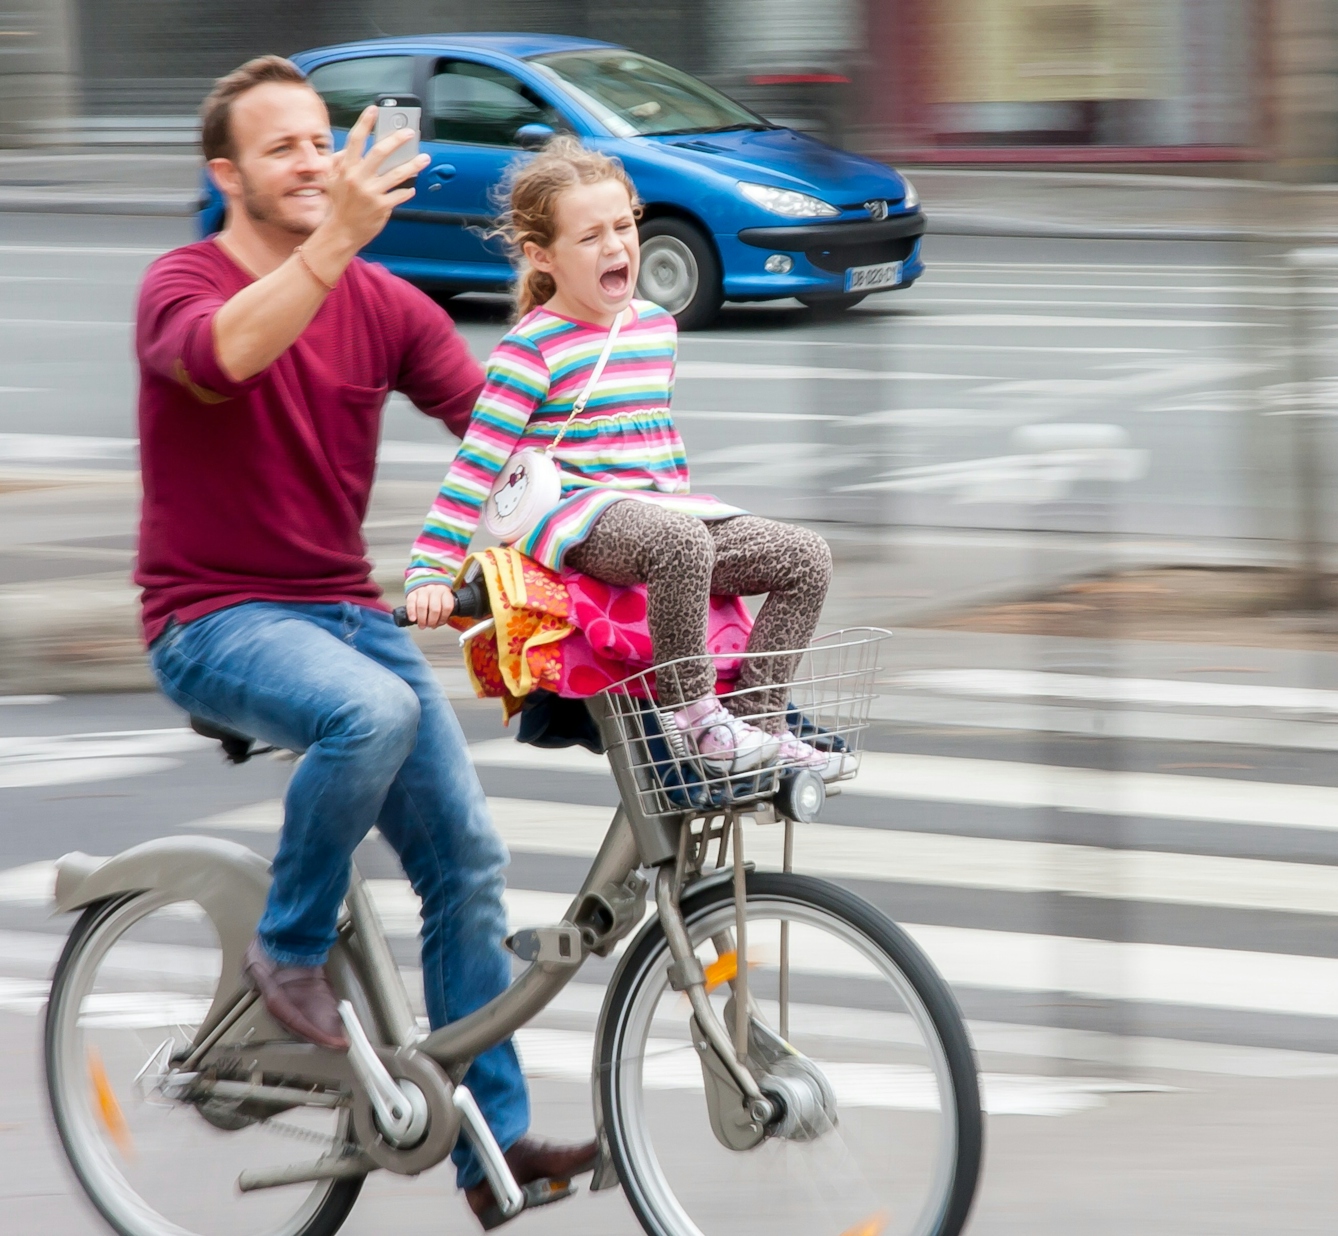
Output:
[3,0,1336,177]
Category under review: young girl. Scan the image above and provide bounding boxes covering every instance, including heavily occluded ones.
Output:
[404,137,832,774]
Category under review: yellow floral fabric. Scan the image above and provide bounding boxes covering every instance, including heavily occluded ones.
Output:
[451,547,574,721]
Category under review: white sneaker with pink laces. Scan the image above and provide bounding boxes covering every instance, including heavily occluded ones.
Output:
[670,697,780,774]
[775,730,830,770]
[776,730,859,780]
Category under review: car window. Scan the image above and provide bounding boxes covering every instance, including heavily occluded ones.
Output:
[530,49,765,137]
[428,60,560,146]
[308,56,415,130]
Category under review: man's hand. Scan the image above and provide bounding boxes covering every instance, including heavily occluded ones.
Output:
[307,106,429,267]
[404,584,457,629]
[211,107,430,384]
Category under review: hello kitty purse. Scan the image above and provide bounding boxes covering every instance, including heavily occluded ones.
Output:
[482,313,623,544]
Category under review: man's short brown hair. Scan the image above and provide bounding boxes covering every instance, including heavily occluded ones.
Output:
[200,55,314,162]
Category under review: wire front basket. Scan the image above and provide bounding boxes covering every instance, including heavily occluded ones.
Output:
[595,627,890,823]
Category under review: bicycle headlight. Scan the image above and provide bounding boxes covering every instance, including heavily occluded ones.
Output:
[738,182,839,219]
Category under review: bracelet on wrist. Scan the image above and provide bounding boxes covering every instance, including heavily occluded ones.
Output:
[293,245,338,293]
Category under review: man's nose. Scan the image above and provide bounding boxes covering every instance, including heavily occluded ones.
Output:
[294,140,329,174]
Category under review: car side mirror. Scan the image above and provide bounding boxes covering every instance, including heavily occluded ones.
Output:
[515,123,555,150]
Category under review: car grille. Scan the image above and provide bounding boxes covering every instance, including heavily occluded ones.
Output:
[805,234,918,274]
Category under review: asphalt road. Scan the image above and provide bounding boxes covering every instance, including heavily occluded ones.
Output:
[4,213,1338,1233]
[0,211,1322,543]
[4,691,1338,1233]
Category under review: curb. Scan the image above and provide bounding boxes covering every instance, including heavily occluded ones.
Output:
[3,192,1337,243]
[0,193,196,217]
[925,212,1338,245]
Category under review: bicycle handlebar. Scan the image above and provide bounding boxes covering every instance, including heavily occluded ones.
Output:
[393,578,489,628]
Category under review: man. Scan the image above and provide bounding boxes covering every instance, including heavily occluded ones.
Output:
[136,55,594,1227]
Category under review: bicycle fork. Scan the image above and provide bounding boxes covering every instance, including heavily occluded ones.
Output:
[655,813,837,1152]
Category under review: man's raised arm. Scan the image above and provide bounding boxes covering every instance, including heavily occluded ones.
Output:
[212,107,427,382]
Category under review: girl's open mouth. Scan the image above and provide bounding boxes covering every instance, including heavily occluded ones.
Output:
[599,263,630,296]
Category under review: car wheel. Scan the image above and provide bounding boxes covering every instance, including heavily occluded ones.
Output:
[798,292,868,314]
[636,218,723,331]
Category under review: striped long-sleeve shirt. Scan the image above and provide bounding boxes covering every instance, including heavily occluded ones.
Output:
[406,300,744,588]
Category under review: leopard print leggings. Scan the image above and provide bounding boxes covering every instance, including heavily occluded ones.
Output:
[565,501,833,726]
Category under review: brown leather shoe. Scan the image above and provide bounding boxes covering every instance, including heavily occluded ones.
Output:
[243,937,349,1051]
[464,1135,599,1230]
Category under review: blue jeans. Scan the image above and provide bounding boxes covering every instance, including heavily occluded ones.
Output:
[150,600,529,1188]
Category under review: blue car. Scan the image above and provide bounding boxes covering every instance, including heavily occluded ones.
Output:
[200,34,925,329]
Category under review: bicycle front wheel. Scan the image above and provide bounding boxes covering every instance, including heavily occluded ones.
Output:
[45,891,363,1236]
[600,871,982,1236]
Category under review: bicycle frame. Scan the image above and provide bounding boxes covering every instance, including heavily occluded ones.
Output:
[363,695,701,1064]
[51,633,886,1187]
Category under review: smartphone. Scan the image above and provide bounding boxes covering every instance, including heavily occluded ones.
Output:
[372,94,421,183]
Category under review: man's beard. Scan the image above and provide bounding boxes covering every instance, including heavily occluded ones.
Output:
[238,169,321,237]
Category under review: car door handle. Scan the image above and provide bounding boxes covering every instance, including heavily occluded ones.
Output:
[425,164,457,185]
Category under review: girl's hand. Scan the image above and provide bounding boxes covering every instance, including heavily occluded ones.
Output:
[404,584,457,629]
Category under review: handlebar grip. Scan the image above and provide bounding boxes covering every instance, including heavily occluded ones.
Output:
[392,578,490,628]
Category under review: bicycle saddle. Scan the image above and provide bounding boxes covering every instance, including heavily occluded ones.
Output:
[189,715,259,765]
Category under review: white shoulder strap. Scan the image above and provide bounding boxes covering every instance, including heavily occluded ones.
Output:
[549,310,624,452]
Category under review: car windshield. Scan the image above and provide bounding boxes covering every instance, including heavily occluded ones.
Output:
[530,49,769,138]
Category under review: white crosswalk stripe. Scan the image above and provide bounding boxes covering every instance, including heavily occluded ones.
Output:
[466,739,1338,833]
[8,724,1338,1076]
[5,863,1338,1025]
[176,795,1338,918]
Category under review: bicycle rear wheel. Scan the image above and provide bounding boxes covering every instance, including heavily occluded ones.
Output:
[599,871,982,1236]
[45,892,363,1236]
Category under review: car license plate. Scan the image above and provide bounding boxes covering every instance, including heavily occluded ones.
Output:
[845,261,902,293]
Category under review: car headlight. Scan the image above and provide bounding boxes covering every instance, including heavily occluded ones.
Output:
[739,182,839,219]
[900,178,919,211]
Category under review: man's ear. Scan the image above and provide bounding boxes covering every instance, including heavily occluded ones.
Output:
[207,157,241,199]
[523,239,555,274]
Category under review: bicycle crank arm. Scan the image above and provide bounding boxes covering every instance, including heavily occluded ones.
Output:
[453,1084,525,1219]
[338,1000,428,1148]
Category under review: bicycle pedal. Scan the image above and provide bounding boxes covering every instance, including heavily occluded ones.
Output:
[524,1177,575,1208]
[506,924,582,965]
[476,1178,574,1230]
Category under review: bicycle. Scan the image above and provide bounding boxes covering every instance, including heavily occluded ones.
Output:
[43,580,982,1236]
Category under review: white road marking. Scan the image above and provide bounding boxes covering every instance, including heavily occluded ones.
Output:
[0,319,129,328]
[0,727,210,790]
[3,905,1338,1063]
[513,1027,1170,1116]
[0,433,460,467]
[907,922,1338,1020]
[926,261,1271,274]
[673,409,844,422]
[366,881,1338,1017]
[891,668,1338,715]
[108,794,1338,918]
[923,281,1294,295]
[468,739,1338,834]
[849,752,1338,833]
[686,338,1184,354]
[0,244,168,256]
[675,361,987,381]
[0,695,60,706]
[540,982,1338,1078]
[0,862,57,906]
[366,882,584,940]
[869,691,1338,754]
[0,432,137,462]
[901,314,1258,329]
[183,800,285,831]
[915,297,1284,313]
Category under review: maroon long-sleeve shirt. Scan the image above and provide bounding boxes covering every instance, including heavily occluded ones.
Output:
[134,239,484,644]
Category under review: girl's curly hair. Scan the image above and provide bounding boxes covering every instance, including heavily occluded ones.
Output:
[493,135,642,319]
